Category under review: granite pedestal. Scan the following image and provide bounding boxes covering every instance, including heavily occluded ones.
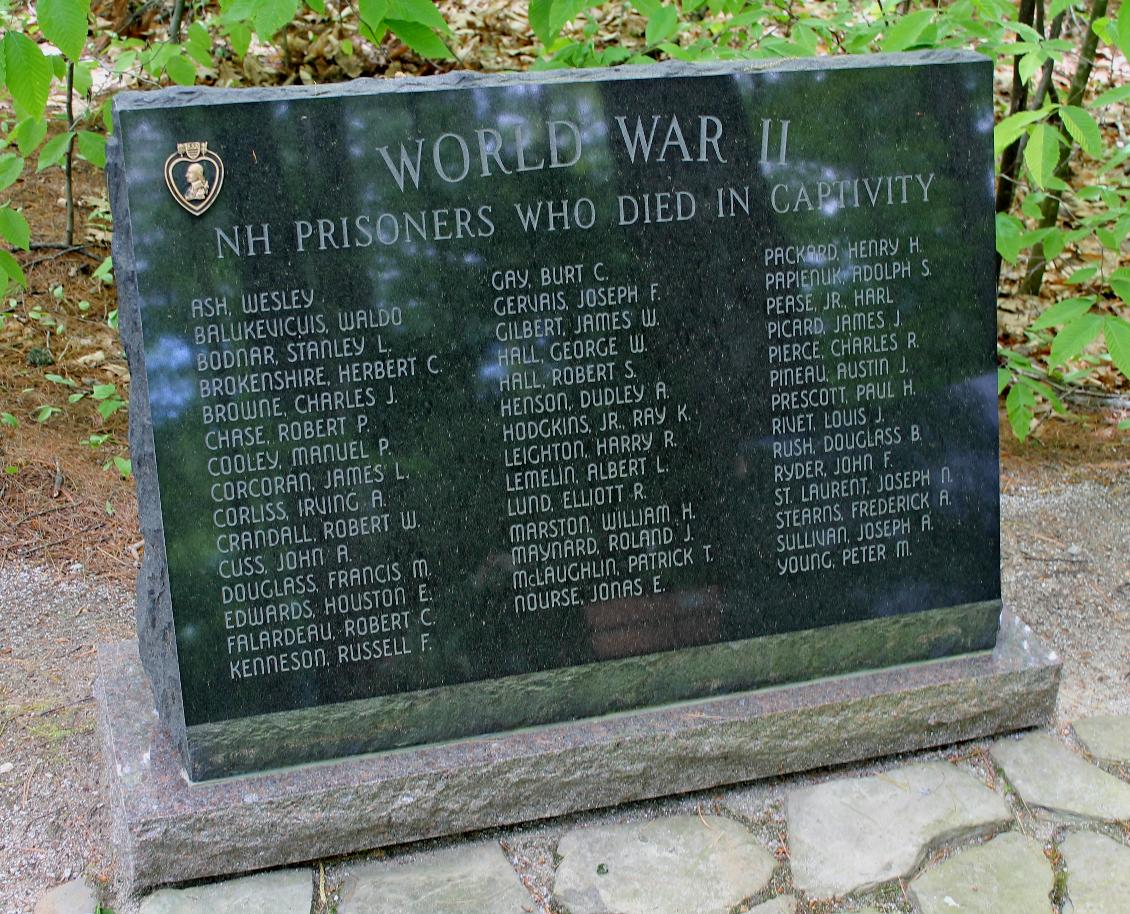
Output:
[98,610,1058,891]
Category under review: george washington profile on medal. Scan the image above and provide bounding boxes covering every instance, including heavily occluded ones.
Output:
[164,142,224,215]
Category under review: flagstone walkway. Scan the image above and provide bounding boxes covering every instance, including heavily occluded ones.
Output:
[35,715,1130,914]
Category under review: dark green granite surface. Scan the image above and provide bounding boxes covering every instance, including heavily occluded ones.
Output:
[110,52,1001,778]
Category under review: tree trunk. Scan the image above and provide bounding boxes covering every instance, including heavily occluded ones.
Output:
[1020,0,1110,295]
[63,63,75,248]
[995,0,1038,217]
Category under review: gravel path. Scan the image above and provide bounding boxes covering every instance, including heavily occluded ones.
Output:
[0,477,1127,913]
[1000,480,1130,720]
[0,564,134,912]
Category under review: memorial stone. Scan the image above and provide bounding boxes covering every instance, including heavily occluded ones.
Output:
[111,51,1007,783]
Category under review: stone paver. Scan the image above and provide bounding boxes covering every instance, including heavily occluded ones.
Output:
[33,879,97,914]
[1072,715,1130,765]
[991,732,1130,821]
[138,869,312,914]
[553,815,775,914]
[337,841,532,914]
[749,896,796,914]
[787,761,1011,897]
[1060,830,1130,914]
[908,832,1053,914]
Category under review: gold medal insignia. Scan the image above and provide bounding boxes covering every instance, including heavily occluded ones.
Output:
[164,142,224,216]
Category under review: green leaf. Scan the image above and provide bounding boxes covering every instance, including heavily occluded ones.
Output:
[1042,226,1067,260]
[358,0,389,35]
[387,0,448,32]
[222,0,257,19]
[76,130,106,167]
[1017,50,1042,85]
[387,19,452,57]
[0,207,30,250]
[1111,267,1130,303]
[96,398,124,419]
[91,383,117,400]
[12,117,48,156]
[646,5,678,44]
[1105,316,1130,380]
[164,53,196,86]
[73,60,93,96]
[3,33,52,118]
[0,249,26,287]
[44,372,77,386]
[1118,0,1130,60]
[881,9,935,51]
[1024,122,1062,188]
[307,0,326,11]
[253,0,300,38]
[1098,143,1130,177]
[113,456,132,478]
[38,0,91,61]
[995,212,1024,263]
[528,0,554,43]
[1059,105,1102,157]
[1018,375,1065,414]
[185,22,214,66]
[36,131,73,171]
[993,108,1048,156]
[1064,265,1098,285]
[34,405,61,423]
[1030,296,1092,330]
[0,412,18,427]
[997,367,1010,395]
[1005,383,1035,441]
[1097,227,1121,251]
[0,154,23,192]
[1092,84,1130,108]
[226,21,252,57]
[530,0,593,44]
[1049,311,1103,367]
[187,20,211,46]
[94,257,113,284]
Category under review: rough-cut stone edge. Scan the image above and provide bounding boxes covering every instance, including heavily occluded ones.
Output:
[107,114,190,774]
[111,51,985,111]
[96,610,1058,892]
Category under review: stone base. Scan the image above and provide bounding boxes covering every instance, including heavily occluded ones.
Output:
[97,610,1059,891]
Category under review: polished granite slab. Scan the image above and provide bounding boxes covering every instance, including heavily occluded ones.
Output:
[109,52,1002,779]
